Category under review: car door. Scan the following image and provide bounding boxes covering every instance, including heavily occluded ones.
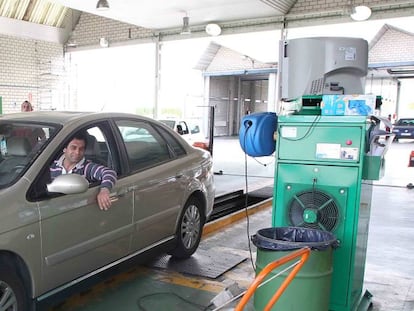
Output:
[34,123,134,292]
[114,119,185,251]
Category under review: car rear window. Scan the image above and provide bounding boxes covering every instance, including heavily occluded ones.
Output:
[115,120,171,172]
[154,125,186,157]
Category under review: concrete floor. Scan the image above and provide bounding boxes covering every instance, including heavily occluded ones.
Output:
[47,137,414,311]
[364,140,414,311]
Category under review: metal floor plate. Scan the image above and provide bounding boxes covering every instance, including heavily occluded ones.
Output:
[248,186,273,199]
[148,249,247,279]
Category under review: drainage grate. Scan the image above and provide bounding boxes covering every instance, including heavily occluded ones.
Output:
[148,249,246,279]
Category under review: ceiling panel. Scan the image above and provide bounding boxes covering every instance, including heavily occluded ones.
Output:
[259,0,296,14]
[52,0,290,30]
[0,0,67,27]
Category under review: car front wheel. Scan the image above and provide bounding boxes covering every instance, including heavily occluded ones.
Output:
[170,197,205,259]
[0,265,30,311]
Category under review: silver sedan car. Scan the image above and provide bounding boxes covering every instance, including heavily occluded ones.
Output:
[0,111,214,310]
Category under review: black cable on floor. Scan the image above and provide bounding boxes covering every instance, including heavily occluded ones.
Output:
[241,123,256,273]
[244,146,256,273]
[251,156,274,167]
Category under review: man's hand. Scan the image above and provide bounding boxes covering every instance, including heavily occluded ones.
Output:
[97,187,112,211]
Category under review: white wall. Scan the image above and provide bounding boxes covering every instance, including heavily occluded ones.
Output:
[68,44,155,114]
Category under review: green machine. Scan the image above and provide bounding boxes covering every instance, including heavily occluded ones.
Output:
[271,37,393,310]
[273,114,391,310]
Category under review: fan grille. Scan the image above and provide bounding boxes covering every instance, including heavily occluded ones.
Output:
[288,189,340,232]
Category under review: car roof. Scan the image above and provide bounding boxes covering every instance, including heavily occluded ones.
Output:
[0,111,156,125]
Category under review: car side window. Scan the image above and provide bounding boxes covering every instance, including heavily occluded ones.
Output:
[154,125,187,157]
[191,124,200,134]
[115,120,171,172]
[84,127,111,168]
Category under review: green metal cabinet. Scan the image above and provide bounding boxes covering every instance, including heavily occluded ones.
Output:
[273,115,374,311]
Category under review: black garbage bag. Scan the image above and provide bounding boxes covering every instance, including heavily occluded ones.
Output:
[252,227,339,251]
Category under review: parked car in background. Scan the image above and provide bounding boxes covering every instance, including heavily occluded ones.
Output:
[392,118,414,141]
[0,112,214,310]
[158,118,210,152]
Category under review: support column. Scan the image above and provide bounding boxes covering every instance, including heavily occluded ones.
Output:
[154,34,161,119]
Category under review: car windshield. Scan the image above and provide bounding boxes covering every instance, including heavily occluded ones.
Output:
[396,119,414,126]
[0,121,57,188]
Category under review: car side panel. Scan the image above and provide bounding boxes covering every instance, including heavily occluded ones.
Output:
[38,181,133,293]
[129,162,184,251]
[0,181,42,297]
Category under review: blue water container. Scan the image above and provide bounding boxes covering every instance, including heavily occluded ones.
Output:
[239,112,278,157]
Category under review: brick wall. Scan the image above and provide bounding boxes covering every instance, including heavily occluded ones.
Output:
[0,34,64,113]
[0,13,153,114]
[370,27,414,63]
[70,13,153,48]
[290,0,397,15]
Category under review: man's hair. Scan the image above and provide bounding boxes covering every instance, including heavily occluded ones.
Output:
[66,131,88,148]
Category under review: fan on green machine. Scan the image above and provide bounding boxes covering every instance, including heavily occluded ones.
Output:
[288,190,340,232]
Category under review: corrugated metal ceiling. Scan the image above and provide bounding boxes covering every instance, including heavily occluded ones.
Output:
[259,0,296,14]
[0,0,68,27]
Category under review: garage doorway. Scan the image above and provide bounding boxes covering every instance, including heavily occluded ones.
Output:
[209,74,271,137]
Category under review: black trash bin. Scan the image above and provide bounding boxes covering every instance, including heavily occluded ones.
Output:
[252,227,337,311]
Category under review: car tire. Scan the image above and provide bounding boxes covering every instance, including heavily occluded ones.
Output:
[169,197,205,259]
[0,264,31,311]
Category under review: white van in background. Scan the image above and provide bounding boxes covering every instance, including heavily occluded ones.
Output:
[158,119,210,152]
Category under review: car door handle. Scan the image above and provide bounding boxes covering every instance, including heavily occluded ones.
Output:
[175,173,183,179]
[107,189,122,200]
[116,186,136,197]
[110,196,119,203]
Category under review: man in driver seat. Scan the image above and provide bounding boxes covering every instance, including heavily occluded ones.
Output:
[50,131,117,211]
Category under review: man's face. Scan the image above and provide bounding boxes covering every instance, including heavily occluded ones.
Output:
[63,138,86,164]
[21,103,32,112]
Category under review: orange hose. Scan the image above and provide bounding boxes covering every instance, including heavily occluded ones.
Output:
[235,247,311,311]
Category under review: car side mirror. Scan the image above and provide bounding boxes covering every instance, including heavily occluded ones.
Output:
[47,174,89,194]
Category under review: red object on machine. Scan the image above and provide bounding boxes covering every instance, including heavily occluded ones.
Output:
[192,141,210,152]
[409,151,414,167]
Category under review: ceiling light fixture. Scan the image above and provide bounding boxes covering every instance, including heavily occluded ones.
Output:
[387,69,414,75]
[205,23,221,36]
[350,5,371,21]
[180,16,191,35]
[96,0,109,10]
[66,39,77,48]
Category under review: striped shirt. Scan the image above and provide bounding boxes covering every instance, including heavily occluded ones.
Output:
[50,155,117,190]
